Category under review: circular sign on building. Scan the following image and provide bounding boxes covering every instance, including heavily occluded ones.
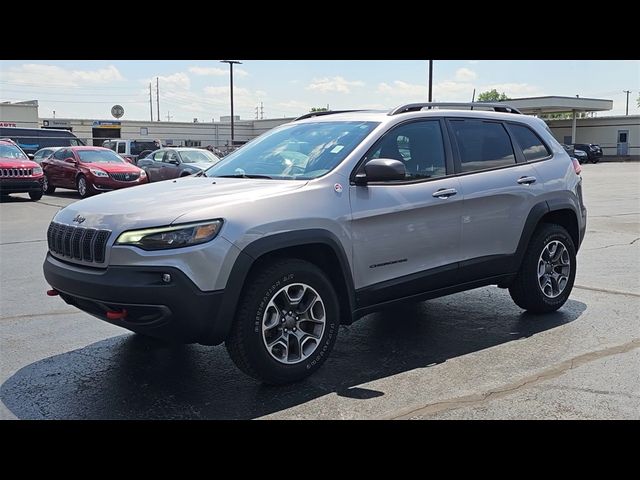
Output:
[111,105,125,119]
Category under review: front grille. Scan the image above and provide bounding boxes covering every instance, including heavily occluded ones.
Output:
[0,168,33,177]
[110,172,139,182]
[47,221,111,264]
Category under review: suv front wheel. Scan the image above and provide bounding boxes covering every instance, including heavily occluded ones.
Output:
[509,223,577,313]
[226,258,340,384]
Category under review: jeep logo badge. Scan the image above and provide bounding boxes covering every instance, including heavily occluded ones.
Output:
[72,215,86,224]
[125,173,130,180]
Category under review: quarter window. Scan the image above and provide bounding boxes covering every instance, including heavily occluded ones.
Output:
[450,120,516,173]
[509,124,550,161]
[364,120,447,180]
[152,150,165,161]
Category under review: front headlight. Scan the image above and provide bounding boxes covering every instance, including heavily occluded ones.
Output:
[90,168,109,177]
[139,169,147,177]
[32,166,43,175]
[115,220,223,250]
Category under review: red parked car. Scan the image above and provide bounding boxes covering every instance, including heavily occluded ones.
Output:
[41,146,148,198]
[0,138,44,201]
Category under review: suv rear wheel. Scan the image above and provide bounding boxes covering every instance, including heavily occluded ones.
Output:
[509,223,576,313]
[226,258,340,384]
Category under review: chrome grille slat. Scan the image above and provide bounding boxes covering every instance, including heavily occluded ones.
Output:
[47,222,111,264]
[0,168,34,177]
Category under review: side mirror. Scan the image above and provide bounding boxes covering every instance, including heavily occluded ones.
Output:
[355,158,406,185]
[169,159,179,165]
[27,153,35,160]
[64,157,76,164]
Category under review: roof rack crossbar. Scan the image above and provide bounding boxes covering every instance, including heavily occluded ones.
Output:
[294,110,368,121]
[388,102,522,116]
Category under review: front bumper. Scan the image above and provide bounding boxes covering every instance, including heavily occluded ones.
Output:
[43,253,224,344]
[0,177,43,193]
[91,177,148,191]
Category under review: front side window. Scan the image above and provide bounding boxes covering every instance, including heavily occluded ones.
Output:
[206,121,379,180]
[450,120,515,173]
[77,149,126,164]
[0,144,28,159]
[363,120,447,180]
[509,124,550,161]
[53,149,67,160]
[164,151,180,163]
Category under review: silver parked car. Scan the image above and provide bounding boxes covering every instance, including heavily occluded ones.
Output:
[137,148,221,182]
[43,103,587,384]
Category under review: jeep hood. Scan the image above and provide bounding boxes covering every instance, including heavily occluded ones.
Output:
[52,176,307,230]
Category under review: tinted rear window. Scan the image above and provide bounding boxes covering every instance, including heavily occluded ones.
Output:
[509,124,550,161]
[449,120,516,172]
[131,141,160,155]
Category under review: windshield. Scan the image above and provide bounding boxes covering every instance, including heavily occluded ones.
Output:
[78,150,126,164]
[180,150,220,164]
[0,144,28,160]
[205,121,379,180]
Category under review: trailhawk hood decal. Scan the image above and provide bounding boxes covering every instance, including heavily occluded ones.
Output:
[52,176,307,231]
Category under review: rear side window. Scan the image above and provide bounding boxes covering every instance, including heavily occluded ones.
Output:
[53,149,67,160]
[450,120,515,173]
[509,124,550,161]
[117,142,126,153]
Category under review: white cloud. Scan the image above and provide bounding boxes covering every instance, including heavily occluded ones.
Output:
[306,76,364,94]
[157,72,191,90]
[203,85,266,110]
[6,64,124,87]
[455,67,477,81]
[468,60,480,65]
[189,66,248,77]
[377,80,428,97]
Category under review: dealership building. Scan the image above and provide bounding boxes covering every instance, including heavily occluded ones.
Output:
[1,97,638,158]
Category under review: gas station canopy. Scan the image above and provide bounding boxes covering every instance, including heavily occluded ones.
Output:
[501,96,613,115]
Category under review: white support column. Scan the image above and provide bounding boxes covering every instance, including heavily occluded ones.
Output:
[571,110,577,144]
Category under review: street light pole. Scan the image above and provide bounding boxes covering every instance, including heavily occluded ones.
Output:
[428,60,433,102]
[220,60,242,145]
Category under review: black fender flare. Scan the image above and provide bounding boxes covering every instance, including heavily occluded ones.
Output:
[206,229,355,345]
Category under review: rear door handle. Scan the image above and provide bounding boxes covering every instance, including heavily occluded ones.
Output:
[432,188,458,199]
[517,176,537,185]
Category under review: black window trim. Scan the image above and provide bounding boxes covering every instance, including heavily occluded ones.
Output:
[349,117,455,186]
[503,121,553,165]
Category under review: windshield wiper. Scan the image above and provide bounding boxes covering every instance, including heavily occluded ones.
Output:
[215,174,273,179]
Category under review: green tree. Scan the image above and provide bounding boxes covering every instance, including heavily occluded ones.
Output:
[310,107,329,112]
[476,89,510,102]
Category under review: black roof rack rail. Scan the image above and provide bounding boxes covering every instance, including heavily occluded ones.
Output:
[294,110,368,121]
[388,102,522,116]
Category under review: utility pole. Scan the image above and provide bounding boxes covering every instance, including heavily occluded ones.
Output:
[166,111,172,122]
[623,90,631,116]
[220,60,242,144]
[260,101,264,120]
[149,82,153,121]
[428,60,433,102]
[156,77,160,122]
[255,105,259,120]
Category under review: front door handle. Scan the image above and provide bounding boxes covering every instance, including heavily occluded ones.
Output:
[517,176,537,185]
[432,188,458,199]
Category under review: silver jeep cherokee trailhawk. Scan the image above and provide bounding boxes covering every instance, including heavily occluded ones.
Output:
[44,103,587,384]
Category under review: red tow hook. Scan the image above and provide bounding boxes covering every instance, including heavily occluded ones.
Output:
[46,289,59,296]
[106,309,128,320]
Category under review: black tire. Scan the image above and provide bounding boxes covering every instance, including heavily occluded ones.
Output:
[43,174,56,194]
[76,174,93,198]
[509,223,576,313]
[226,258,340,384]
[29,190,43,201]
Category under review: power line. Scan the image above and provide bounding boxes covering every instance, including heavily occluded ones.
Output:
[0,80,140,90]
[0,97,148,104]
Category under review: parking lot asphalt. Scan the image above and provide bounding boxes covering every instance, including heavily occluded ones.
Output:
[0,163,638,420]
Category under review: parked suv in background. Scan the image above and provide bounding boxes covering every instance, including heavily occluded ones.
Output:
[573,143,602,163]
[43,103,587,384]
[103,139,162,164]
[41,146,148,198]
[0,138,44,200]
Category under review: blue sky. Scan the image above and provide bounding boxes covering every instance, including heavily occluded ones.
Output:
[1,60,638,121]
